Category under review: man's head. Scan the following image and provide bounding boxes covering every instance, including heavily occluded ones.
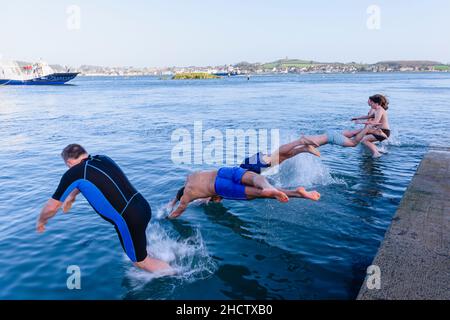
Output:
[173,186,222,204]
[61,144,88,168]
[175,187,185,202]
[210,195,223,203]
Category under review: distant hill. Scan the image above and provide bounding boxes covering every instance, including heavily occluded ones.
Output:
[261,58,319,69]
[374,60,442,67]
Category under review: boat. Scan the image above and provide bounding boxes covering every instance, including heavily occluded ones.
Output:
[0,60,78,85]
[212,70,239,77]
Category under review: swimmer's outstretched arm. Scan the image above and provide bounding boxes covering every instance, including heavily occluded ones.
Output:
[351,115,372,121]
[36,198,62,233]
[352,112,375,121]
[167,196,190,219]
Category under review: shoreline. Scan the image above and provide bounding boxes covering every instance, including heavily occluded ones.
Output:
[74,71,450,77]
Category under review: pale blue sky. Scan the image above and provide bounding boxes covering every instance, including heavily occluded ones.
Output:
[1,0,449,67]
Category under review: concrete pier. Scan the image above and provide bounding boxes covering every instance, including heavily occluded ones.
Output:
[358,150,450,300]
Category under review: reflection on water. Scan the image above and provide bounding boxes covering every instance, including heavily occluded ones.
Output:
[202,203,255,240]
[1,73,449,299]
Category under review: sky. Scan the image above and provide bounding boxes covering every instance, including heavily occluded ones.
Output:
[1,0,449,67]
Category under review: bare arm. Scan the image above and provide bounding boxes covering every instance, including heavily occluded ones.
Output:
[352,109,375,121]
[167,196,190,219]
[351,115,371,121]
[36,198,63,233]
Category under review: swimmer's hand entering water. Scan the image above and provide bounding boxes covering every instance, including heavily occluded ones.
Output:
[36,198,63,233]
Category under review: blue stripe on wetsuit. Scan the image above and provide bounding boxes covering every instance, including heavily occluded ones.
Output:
[59,179,137,262]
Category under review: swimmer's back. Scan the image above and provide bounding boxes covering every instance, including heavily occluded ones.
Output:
[185,170,217,199]
[52,155,139,213]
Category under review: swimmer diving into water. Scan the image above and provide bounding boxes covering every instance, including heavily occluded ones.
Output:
[167,166,321,219]
[240,97,392,179]
[240,136,321,174]
[36,144,172,274]
[351,94,391,158]
[294,123,386,151]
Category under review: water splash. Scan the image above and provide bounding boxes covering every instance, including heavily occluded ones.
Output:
[383,128,401,147]
[154,202,172,219]
[266,153,344,188]
[125,222,216,287]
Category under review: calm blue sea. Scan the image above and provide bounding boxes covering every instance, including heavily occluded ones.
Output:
[1,73,449,299]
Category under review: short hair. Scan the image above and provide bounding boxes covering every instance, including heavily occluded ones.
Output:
[61,144,87,162]
[176,187,185,201]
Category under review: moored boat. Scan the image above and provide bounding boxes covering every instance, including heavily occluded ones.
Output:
[0,60,78,85]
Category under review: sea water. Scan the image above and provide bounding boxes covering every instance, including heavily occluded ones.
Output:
[0,73,449,299]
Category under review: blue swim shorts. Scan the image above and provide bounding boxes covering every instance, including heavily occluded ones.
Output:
[240,152,271,174]
[214,167,248,200]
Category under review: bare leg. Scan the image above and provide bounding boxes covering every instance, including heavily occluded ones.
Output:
[241,171,288,202]
[280,187,321,201]
[245,186,320,202]
[342,129,362,138]
[135,256,174,275]
[300,134,329,147]
[269,136,321,165]
[285,145,320,159]
[342,125,374,147]
[362,135,382,157]
[270,144,320,165]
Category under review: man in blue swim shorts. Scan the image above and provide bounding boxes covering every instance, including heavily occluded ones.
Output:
[167,166,321,219]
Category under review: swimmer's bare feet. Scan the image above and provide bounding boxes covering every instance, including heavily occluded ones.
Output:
[295,145,321,157]
[297,187,321,201]
[299,135,320,147]
[261,188,289,202]
[372,151,382,158]
[305,145,320,157]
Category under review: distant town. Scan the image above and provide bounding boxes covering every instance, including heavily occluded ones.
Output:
[27,58,450,76]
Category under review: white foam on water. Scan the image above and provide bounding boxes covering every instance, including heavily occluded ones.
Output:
[375,128,402,155]
[383,128,401,147]
[125,222,216,287]
[154,200,207,220]
[155,202,172,219]
[265,153,345,188]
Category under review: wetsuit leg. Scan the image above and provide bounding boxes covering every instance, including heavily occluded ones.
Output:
[121,193,152,263]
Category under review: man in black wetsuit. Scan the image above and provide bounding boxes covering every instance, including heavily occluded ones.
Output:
[37,144,171,273]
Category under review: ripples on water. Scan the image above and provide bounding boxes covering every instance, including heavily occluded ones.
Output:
[0,73,449,299]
